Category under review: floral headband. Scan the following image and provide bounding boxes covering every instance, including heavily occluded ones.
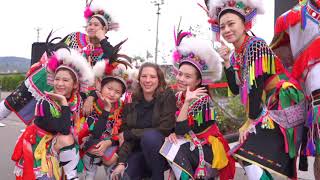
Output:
[173,28,222,85]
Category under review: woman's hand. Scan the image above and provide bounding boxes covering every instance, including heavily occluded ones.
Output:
[166,133,178,144]
[90,140,112,156]
[118,132,124,147]
[217,41,231,68]
[111,164,126,180]
[96,91,112,112]
[45,91,68,106]
[83,96,94,116]
[184,87,207,104]
[238,119,255,144]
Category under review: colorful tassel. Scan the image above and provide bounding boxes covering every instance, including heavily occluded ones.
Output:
[286,128,296,158]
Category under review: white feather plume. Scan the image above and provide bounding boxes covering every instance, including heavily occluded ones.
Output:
[92,60,107,78]
[178,37,223,82]
[55,48,95,86]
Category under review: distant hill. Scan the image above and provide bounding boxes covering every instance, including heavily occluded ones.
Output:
[0,57,30,74]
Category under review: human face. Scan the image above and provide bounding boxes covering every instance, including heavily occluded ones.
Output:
[101,80,123,103]
[176,64,201,92]
[53,69,77,98]
[86,17,105,38]
[219,13,246,46]
[139,67,159,96]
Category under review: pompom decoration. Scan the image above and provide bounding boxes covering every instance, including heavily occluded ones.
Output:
[84,6,93,20]
[173,50,182,63]
[47,54,59,72]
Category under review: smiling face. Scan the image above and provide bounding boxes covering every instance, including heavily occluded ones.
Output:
[176,63,201,92]
[101,79,124,103]
[219,12,246,45]
[139,66,159,97]
[53,69,78,98]
[85,17,106,39]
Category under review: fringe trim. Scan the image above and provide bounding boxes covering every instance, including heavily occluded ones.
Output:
[25,71,46,101]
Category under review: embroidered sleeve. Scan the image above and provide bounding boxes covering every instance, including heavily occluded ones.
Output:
[34,100,71,135]
[224,66,239,95]
[246,39,275,119]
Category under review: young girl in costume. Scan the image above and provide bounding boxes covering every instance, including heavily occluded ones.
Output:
[80,41,135,180]
[162,30,235,180]
[203,0,306,179]
[11,42,94,180]
[0,0,117,125]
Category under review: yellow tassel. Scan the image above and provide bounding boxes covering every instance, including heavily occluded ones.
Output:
[51,156,61,180]
[250,64,253,86]
[34,134,53,173]
[282,82,296,90]
[268,117,275,129]
[263,54,268,73]
[208,136,229,170]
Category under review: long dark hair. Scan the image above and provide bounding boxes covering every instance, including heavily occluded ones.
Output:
[133,62,167,101]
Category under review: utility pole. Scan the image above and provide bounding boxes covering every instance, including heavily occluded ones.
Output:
[151,0,164,64]
[35,27,42,42]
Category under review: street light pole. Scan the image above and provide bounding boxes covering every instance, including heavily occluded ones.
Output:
[152,0,164,64]
[35,27,42,42]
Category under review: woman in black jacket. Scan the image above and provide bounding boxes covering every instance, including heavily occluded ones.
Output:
[111,62,177,180]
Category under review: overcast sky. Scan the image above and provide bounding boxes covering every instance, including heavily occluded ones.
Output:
[0,0,274,64]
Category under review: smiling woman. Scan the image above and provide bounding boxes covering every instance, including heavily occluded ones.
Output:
[11,45,94,180]
[111,62,177,180]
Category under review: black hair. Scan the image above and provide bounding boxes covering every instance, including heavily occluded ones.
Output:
[90,16,106,27]
[218,9,245,23]
[101,77,126,94]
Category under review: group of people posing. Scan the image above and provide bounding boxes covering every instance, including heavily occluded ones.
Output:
[0,0,319,179]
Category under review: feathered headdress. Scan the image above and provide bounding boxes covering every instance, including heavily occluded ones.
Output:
[173,27,223,85]
[84,0,119,31]
[199,0,264,41]
[93,39,135,91]
[45,32,95,93]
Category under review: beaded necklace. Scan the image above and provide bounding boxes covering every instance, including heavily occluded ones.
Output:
[232,35,251,86]
[92,98,124,137]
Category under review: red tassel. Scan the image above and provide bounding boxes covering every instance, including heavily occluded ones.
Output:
[188,115,194,126]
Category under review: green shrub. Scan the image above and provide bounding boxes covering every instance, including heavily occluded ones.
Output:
[214,95,246,134]
[0,74,25,91]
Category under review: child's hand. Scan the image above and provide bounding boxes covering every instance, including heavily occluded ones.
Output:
[96,91,112,111]
[45,91,68,106]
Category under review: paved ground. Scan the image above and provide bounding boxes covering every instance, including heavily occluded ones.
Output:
[0,91,315,180]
